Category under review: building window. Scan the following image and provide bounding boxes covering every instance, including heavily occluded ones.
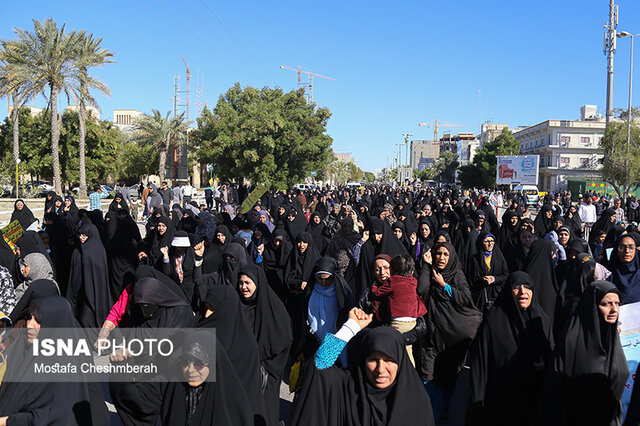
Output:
[559,135,570,145]
[560,157,569,164]
[579,157,589,166]
[580,136,591,145]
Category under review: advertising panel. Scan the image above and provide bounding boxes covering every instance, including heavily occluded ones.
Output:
[496,155,539,185]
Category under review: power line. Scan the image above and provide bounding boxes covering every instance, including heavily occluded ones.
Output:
[176,0,267,86]
[155,0,251,84]
[199,0,278,85]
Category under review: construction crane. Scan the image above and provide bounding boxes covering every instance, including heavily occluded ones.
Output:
[280,65,335,103]
[418,120,465,145]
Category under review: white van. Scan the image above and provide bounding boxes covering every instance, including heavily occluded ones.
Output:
[295,184,317,191]
[514,184,539,205]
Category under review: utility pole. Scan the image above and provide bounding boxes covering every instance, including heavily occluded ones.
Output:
[604,0,618,124]
[402,133,413,183]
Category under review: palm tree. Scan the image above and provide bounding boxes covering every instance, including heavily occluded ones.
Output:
[72,31,113,197]
[133,110,189,182]
[0,40,38,196]
[7,19,82,194]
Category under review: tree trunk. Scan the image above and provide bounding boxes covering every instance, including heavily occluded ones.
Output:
[50,86,63,194]
[11,94,20,198]
[78,98,88,198]
[158,147,167,183]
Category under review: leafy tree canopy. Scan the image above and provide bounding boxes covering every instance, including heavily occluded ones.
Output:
[458,128,519,188]
[600,107,640,198]
[193,83,333,189]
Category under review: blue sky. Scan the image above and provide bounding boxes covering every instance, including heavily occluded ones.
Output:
[2,0,639,171]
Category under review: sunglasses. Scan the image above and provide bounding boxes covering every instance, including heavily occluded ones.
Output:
[181,359,207,371]
[511,284,532,290]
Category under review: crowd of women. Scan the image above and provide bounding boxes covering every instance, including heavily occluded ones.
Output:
[0,185,639,425]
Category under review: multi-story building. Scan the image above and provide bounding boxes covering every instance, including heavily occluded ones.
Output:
[439,132,476,156]
[7,104,44,117]
[410,140,439,171]
[113,109,143,131]
[457,138,480,166]
[66,104,100,120]
[335,152,355,164]
[513,106,606,191]
[477,122,509,147]
[8,104,100,119]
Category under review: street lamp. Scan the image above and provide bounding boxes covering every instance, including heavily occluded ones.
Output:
[616,30,638,196]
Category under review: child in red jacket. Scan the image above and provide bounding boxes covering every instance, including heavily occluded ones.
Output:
[372,254,426,366]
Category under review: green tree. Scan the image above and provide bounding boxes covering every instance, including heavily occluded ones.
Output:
[601,107,640,198]
[364,171,375,183]
[72,31,113,197]
[0,39,40,195]
[117,142,158,183]
[0,109,126,188]
[5,19,83,193]
[426,151,459,183]
[133,110,189,182]
[194,84,332,189]
[458,128,519,187]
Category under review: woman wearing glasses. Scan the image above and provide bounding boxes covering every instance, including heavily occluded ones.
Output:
[609,234,640,305]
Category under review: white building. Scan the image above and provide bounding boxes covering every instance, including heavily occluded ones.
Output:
[113,109,144,132]
[477,122,509,147]
[335,152,355,164]
[457,138,480,166]
[66,104,100,120]
[513,107,606,191]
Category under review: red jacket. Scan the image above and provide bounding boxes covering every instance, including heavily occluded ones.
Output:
[372,275,427,319]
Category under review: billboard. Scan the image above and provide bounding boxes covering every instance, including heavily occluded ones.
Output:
[496,155,539,185]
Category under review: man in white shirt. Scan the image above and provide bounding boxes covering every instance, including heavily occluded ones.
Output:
[182,182,194,207]
[579,196,597,225]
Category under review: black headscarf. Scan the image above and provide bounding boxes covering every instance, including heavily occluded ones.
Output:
[9,278,59,323]
[109,192,129,213]
[160,331,255,426]
[292,257,354,360]
[590,208,617,245]
[523,239,562,327]
[202,224,231,274]
[66,223,113,331]
[285,232,320,295]
[468,272,554,425]
[200,285,266,422]
[419,242,482,385]
[541,281,628,426]
[146,216,175,269]
[609,234,640,305]
[533,204,555,238]
[262,229,293,299]
[497,210,519,252]
[453,218,478,274]
[1,295,97,425]
[10,199,36,230]
[306,211,329,254]
[237,264,292,426]
[237,264,292,365]
[215,242,248,287]
[467,232,510,313]
[16,230,54,271]
[355,218,408,297]
[291,326,435,426]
